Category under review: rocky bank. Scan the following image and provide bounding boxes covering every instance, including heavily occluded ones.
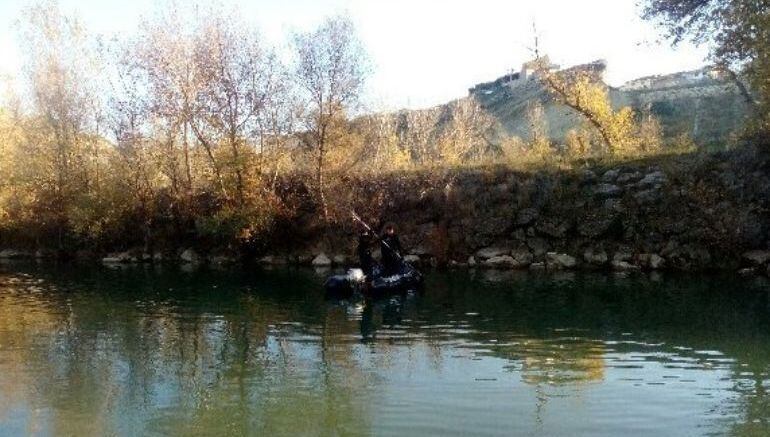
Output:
[265,146,770,276]
[2,147,769,276]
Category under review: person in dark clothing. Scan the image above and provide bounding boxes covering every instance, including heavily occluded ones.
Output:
[380,223,403,275]
[357,230,376,277]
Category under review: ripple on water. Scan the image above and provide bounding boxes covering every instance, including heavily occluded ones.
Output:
[1,268,770,436]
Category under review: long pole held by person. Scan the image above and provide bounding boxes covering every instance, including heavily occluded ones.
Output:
[351,210,409,264]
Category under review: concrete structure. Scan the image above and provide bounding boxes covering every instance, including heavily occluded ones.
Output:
[469,56,560,96]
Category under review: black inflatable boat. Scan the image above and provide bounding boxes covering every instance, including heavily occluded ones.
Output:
[325,263,424,299]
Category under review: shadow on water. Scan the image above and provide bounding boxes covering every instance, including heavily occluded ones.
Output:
[0,262,769,436]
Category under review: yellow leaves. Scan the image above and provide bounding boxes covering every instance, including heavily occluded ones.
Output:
[565,128,593,160]
[539,64,663,158]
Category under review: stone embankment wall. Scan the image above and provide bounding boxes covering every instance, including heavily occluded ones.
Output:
[271,147,770,275]
[2,148,768,276]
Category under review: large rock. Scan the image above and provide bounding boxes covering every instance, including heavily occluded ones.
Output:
[410,245,433,256]
[527,238,549,258]
[601,169,620,182]
[102,251,133,264]
[332,254,348,265]
[649,254,666,270]
[259,255,287,265]
[258,255,277,264]
[666,245,712,270]
[35,249,55,259]
[611,260,640,271]
[617,171,642,184]
[476,247,510,260]
[312,253,332,266]
[180,248,202,264]
[743,250,770,266]
[637,171,667,188]
[685,245,712,268]
[511,248,534,267]
[546,252,577,269]
[296,254,313,265]
[403,254,421,264]
[613,251,634,262]
[211,254,237,266]
[594,184,623,199]
[0,249,31,259]
[583,248,609,266]
[483,255,517,269]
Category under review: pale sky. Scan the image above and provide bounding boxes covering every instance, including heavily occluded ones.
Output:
[0,0,710,111]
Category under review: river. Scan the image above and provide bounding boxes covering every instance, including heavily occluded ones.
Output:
[0,264,769,436]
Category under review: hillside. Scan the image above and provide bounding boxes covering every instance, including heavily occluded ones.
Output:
[465,60,751,147]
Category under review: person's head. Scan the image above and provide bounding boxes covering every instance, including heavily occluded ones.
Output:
[384,223,397,235]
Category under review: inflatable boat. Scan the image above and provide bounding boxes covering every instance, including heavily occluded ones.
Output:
[324,264,424,299]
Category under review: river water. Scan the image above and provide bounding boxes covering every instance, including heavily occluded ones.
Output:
[0,264,769,436]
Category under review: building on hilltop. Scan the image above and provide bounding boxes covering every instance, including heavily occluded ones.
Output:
[468,56,561,96]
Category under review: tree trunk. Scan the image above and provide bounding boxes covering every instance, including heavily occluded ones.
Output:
[230,133,244,205]
[183,121,193,193]
[190,121,228,201]
[717,64,758,108]
[317,141,328,219]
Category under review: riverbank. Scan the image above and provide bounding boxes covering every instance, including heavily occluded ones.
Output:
[1,145,768,276]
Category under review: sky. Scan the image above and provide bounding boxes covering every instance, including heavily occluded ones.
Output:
[0,0,711,111]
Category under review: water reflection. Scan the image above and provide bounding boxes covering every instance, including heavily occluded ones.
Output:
[0,265,769,436]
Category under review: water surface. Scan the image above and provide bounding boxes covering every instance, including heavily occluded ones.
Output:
[1,264,769,436]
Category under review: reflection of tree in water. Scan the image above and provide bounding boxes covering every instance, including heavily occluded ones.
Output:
[0,275,63,433]
[2,265,770,435]
[419,270,770,433]
[485,335,607,429]
[514,338,606,386]
[0,268,376,435]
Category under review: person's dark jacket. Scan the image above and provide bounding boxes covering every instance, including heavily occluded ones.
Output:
[380,233,403,273]
[357,234,375,276]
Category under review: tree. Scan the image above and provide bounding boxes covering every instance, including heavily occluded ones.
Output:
[432,98,497,165]
[108,55,160,251]
[642,0,770,131]
[526,100,551,159]
[124,5,292,244]
[129,6,200,199]
[190,10,278,205]
[17,0,105,248]
[293,16,368,218]
[537,61,637,155]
